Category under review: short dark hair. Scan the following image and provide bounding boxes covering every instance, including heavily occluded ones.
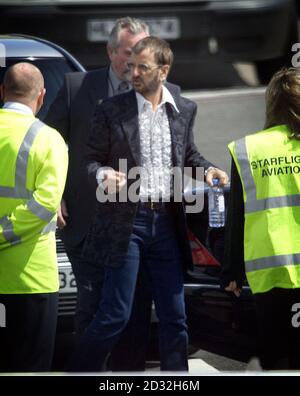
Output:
[265,67,300,139]
[131,36,174,69]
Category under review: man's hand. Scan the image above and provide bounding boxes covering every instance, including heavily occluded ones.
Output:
[101,170,127,194]
[225,280,241,297]
[57,199,68,229]
[205,167,229,187]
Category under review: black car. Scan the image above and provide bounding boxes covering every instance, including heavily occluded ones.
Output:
[0,34,85,117]
[0,0,297,88]
[184,185,256,361]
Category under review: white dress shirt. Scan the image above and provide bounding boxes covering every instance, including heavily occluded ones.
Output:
[136,85,179,201]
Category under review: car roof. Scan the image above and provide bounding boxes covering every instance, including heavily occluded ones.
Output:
[0,34,65,58]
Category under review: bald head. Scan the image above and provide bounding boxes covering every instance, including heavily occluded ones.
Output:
[2,62,46,114]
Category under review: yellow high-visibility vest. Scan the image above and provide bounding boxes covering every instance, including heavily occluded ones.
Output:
[229,125,300,294]
[0,109,68,293]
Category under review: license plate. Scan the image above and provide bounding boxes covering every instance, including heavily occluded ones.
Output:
[87,17,180,42]
[59,267,77,294]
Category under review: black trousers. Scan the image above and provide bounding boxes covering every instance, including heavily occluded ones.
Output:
[0,293,58,372]
[254,287,300,370]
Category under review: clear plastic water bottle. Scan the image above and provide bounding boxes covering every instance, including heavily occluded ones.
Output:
[208,178,225,227]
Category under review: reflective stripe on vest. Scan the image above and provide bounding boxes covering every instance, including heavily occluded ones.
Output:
[0,120,56,240]
[27,198,55,222]
[246,253,300,272]
[235,138,300,213]
[42,220,57,234]
[0,120,44,199]
[234,136,300,273]
[0,216,21,245]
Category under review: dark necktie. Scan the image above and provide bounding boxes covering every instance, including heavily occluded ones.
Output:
[118,81,129,94]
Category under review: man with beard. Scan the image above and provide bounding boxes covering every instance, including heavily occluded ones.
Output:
[68,36,228,372]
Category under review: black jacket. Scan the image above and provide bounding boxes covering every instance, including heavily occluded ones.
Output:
[45,67,110,247]
[83,89,214,270]
[45,68,182,248]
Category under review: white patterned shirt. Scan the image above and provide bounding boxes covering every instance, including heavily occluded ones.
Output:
[136,86,179,200]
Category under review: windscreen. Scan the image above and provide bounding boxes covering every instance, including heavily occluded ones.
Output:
[0,57,76,119]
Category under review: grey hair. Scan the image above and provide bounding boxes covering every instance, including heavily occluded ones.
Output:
[108,17,149,49]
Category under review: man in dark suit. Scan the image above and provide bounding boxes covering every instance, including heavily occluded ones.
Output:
[45,17,149,333]
[69,36,228,372]
[45,17,150,369]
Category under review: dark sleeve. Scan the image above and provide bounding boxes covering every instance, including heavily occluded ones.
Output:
[44,75,70,142]
[184,104,215,172]
[221,158,245,288]
[85,103,110,188]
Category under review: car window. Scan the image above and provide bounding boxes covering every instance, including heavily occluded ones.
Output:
[0,57,74,120]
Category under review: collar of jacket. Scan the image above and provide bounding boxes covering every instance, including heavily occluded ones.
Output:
[118,90,186,167]
[87,66,110,107]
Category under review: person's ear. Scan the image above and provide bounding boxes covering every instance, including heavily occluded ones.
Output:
[160,65,170,82]
[106,43,114,62]
[36,88,46,113]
